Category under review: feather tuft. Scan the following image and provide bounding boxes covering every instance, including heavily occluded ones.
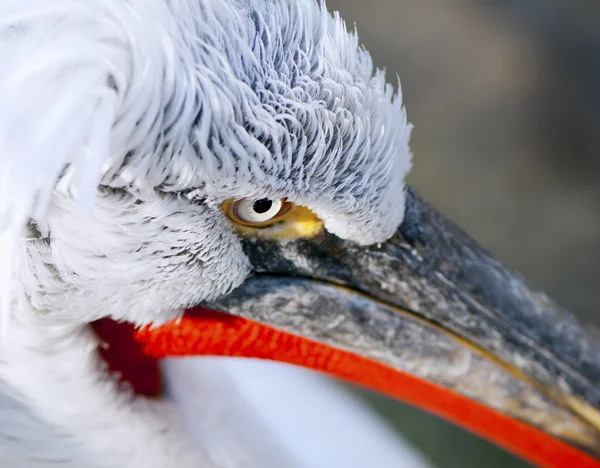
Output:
[0,0,187,337]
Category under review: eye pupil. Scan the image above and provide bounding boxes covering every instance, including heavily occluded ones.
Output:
[253,198,273,214]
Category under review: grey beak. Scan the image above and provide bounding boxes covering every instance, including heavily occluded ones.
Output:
[206,188,600,456]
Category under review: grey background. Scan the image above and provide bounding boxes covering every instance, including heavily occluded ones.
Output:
[326,1,600,467]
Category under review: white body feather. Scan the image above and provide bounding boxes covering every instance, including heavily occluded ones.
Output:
[163,357,432,468]
[0,0,415,466]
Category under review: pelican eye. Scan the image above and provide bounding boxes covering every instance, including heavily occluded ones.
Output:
[227,198,291,226]
[223,197,323,240]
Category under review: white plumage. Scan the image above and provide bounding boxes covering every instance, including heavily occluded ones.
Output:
[163,358,432,468]
[0,0,418,466]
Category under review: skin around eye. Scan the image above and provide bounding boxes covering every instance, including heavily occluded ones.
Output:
[223,198,324,240]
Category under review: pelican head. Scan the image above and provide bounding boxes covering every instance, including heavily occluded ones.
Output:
[0,1,599,467]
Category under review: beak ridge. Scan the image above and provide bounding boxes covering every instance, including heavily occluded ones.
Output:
[206,188,600,456]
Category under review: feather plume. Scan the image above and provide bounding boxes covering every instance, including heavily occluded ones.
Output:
[0,0,184,335]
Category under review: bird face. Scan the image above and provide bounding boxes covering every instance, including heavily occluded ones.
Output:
[9,0,411,324]
[1,0,600,467]
[1,2,416,465]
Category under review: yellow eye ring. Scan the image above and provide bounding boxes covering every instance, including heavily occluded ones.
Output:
[225,198,293,227]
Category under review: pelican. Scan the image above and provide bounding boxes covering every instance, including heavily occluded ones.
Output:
[1,1,599,467]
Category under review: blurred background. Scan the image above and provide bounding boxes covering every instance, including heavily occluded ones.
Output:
[324,1,600,467]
